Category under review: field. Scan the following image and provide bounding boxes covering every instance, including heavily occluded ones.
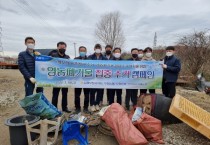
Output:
[0,69,210,145]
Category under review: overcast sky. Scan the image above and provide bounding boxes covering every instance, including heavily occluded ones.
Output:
[1,0,210,57]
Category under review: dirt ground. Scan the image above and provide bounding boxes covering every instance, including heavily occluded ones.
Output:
[1,69,210,145]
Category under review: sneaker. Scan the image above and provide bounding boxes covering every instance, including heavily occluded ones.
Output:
[95,105,100,111]
[90,105,96,112]
[63,108,72,113]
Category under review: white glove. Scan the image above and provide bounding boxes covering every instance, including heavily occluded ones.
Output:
[34,51,41,56]
[162,64,167,69]
[29,77,36,84]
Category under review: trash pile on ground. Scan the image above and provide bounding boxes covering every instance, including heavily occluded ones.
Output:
[101,103,164,145]
[4,92,210,145]
[19,93,62,119]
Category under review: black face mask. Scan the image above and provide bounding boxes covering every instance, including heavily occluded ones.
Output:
[132,54,138,58]
[59,48,66,54]
[106,50,111,55]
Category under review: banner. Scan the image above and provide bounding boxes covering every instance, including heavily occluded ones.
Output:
[35,55,163,89]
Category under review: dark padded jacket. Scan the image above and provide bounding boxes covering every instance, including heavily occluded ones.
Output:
[18,49,37,79]
[88,53,107,60]
[74,56,88,60]
[50,50,70,59]
[163,55,181,82]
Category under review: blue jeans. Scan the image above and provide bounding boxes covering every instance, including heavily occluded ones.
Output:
[24,79,43,97]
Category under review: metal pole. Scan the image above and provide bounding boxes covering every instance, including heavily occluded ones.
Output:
[73,42,76,57]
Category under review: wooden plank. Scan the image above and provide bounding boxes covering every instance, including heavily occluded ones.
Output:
[169,94,210,139]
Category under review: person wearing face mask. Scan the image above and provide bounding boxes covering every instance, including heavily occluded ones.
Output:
[74,46,90,114]
[125,48,140,110]
[50,41,71,113]
[88,44,107,112]
[138,49,144,60]
[18,37,43,97]
[140,47,156,94]
[109,47,123,105]
[161,46,181,98]
[103,45,114,106]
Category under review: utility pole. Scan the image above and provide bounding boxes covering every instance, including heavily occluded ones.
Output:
[153,32,157,49]
[0,22,4,56]
[73,42,76,57]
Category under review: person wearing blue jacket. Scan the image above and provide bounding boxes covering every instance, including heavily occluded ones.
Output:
[161,46,181,98]
[18,37,43,97]
[88,44,107,112]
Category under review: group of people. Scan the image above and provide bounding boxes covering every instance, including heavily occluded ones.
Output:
[18,36,181,114]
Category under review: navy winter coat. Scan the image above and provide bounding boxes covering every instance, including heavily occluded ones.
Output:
[18,50,36,79]
[163,55,181,82]
[88,53,107,60]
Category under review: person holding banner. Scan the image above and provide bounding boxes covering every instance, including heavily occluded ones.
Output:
[109,47,123,105]
[125,48,140,110]
[161,46,181,98]
[18,37,43,97]
[74,46,90,114]
[88,44,107,112]
[138,49,144,60]
[50,41,71,113]
[103,45,114,106]
[140,47,156,94]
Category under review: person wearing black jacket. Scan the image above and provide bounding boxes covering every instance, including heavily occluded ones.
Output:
[50,41,71,113]
[88,44,107,112]
[103,45,114,105]
[109,47,123,105]
[161,46,181,98]
[18,37,43,97]
[74,46,90,114]
[125,48,140,110]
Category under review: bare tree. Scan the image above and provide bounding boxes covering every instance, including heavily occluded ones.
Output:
[177,30,210,75]
[95,11,125,48]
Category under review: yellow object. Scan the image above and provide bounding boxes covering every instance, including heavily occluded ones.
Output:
[169,94,210,139]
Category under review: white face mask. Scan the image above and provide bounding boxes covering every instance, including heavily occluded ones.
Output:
[95,49,101,54]
[138,54,143,58]
[27,43,35,49]
[166,52,173,57]
[114,53,121,58]
[145,52,152,58]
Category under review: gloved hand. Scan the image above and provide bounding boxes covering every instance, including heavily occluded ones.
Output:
[29,77,36,84]
[34,51,41,56]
